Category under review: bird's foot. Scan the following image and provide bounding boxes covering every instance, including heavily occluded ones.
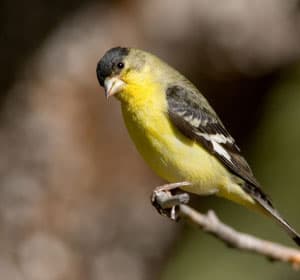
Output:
[151,182,191,221]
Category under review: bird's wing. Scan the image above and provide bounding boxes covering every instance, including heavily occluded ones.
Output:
[166,85,272,204]
[166,85,300,244]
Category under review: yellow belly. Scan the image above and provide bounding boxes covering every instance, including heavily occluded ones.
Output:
[121,101,229,196]
[117,79,255,208]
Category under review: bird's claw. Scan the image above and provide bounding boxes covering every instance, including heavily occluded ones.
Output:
[151,188,190,221]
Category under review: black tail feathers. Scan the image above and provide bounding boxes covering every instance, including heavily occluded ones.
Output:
[255,195,300,247]
[293,235,300,247]
[243,182,300,247]
[277,216,300,247]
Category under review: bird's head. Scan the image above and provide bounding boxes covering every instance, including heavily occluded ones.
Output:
[96,47,167,101]
[96,47,129,99]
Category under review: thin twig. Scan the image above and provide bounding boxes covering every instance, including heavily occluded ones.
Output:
[179,204,300,269]
[152,190,300,269]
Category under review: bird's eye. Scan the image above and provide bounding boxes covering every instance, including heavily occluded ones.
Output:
[117,62,124,69]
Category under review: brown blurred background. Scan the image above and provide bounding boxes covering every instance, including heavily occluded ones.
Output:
[1,0,300,279]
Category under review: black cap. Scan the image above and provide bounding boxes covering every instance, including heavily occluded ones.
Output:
[96,47,129,86]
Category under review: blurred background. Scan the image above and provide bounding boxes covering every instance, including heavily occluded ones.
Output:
[1,0,300,279]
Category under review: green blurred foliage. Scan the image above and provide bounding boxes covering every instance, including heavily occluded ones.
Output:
[161,66,300,280]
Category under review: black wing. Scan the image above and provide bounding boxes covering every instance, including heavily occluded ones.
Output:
[166,85,300,245]
[166,85,271,205]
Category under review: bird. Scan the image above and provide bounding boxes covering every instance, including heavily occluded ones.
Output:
[96,46,300,246]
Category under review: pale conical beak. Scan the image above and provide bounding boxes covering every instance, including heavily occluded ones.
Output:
[104,77,125,98]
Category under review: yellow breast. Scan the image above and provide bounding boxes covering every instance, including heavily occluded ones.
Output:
[118,77,229,195]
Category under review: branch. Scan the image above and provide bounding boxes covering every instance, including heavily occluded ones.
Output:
[153,191,300,269]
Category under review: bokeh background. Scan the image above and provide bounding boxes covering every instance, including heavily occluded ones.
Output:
[1,0,300,279]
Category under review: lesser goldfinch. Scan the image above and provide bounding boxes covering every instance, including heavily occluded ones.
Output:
[96,47,300,246]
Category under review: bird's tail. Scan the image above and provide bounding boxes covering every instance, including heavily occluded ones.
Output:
[245,183,300,246]
[257,200,300,246]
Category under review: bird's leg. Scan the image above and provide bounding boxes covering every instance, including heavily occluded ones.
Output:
[151,182,191,221]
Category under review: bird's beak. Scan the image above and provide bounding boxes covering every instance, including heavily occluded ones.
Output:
[104,77,125,99]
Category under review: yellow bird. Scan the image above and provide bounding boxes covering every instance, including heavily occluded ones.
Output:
[96,47,300,246]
